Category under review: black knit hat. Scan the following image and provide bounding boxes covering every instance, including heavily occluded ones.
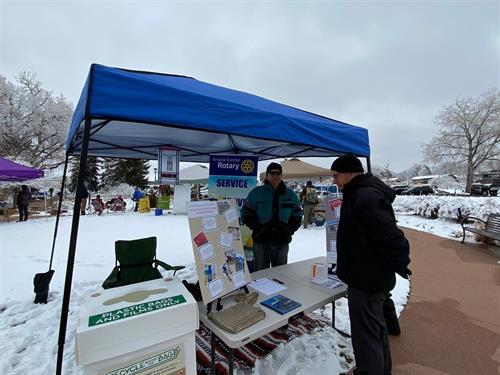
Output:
[266,162,282,174]
[330,153,364,173]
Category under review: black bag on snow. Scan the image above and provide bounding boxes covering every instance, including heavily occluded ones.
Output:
[383,293,401,336]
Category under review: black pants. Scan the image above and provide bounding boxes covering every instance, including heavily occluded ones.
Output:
[348,286,392,375]
[18,204,29,221]
[252,243,289,271]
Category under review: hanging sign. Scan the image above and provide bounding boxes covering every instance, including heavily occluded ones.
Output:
[325,197,342,271]
[208,154,258,254]
[158,148,180,185]
[208,154,258,202]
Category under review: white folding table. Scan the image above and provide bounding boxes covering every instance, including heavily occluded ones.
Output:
[197,257,348,374]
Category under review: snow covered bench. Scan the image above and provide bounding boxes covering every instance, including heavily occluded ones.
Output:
[460,213,500,244]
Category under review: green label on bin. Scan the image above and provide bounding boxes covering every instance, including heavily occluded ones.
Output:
[88,295,187,327]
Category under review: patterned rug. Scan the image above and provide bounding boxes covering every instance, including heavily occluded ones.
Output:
[195,313,329,375]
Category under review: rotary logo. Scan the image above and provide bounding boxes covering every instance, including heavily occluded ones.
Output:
[240,159,255,174]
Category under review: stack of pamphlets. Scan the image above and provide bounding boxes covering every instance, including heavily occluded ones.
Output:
[260,294,301,315]
[311,274,344,289]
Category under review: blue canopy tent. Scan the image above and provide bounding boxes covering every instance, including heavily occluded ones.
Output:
[56,64,370,373]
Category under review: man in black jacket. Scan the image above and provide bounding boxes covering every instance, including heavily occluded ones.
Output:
[331,153,411,375]
[16,185,31,222]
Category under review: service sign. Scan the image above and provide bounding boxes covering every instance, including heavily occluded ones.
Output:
[208,155,258,201]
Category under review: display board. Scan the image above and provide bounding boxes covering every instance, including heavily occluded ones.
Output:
[325,197,342,268]
[187,199,252,304]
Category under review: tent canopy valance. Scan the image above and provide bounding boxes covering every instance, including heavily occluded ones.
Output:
[179,164,209,184]
[66,64,370,161]
[0,157,44,182]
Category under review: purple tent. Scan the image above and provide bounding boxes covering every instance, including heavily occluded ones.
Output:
[0,156,44,181]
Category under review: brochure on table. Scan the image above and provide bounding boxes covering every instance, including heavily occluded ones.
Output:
[187,199,252,304]
[325,197,342,268]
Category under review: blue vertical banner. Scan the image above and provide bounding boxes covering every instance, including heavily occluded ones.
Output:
[208,154,258,202]
[208,154,258,254]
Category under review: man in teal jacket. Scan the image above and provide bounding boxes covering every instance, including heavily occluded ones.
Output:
[241,162,303,271]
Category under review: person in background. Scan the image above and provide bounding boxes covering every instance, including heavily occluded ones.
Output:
[80,183,89,215]
[93,194,105,215]
[132,187,144,212]
[241,162,303,271]
[299,180,318,228]
[330,153,411,375]
[16,185,31,222]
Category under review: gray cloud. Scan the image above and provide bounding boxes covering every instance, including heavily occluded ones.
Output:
[1,0,498,171]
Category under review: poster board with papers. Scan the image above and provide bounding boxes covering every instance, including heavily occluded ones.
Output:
[325,197,342,268]
[187,199,252,304]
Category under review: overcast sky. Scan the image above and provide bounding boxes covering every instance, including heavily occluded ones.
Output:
[1,0,499,172]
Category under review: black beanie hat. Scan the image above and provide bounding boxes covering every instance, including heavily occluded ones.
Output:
[330,153,364,173]
[266,162,282,174]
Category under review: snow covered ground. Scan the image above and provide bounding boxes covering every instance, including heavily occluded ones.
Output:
[0,195,498,374]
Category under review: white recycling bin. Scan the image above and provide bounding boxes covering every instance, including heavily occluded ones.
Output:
[76,277,199,375]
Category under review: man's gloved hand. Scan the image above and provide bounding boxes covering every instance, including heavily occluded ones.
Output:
[397,267,412,279]
[243,209,260,231]
[288,215,302,233]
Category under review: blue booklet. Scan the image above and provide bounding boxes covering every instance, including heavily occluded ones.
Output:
[260,294,301,315]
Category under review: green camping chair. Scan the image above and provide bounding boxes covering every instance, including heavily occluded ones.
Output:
[102,236,185,289]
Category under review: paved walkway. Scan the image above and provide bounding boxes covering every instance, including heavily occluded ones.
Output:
[390,228,500,375]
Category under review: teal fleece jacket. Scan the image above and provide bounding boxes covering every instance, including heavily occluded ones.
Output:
[241,180,303,245]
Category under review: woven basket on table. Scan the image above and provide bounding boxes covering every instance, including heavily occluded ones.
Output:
[208,302,265,334]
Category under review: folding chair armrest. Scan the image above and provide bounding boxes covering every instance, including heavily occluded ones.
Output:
[156,260,186,275]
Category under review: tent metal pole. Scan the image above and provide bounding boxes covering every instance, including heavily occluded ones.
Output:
[366,156,372,173]
[55,117,91,375]
[48,154,69,271]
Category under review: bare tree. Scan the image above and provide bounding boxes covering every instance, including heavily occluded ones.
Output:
[0,72,73,169]
[423,88,500,192]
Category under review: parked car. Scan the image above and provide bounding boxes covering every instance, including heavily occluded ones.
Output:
[489,182,500,196]
[470,183,491,196]
[315,185,341,197]
[391,185,410,195]
[401,186,434,195]
[32,190,47,200]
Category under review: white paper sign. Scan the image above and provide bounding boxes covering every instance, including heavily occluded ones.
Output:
[198,242,216,262]
[327,240,337,263]
[187,201,218,219]
[248,278,287,295]
[207,278,225,299]
[203,217,217,231]
[232,270,246,288]
[224,208,237,223]
[219,232,233,248]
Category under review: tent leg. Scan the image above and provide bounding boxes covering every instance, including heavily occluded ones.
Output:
[48,154,69,270]
[366,156,372,174]
[56,117,91,375]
